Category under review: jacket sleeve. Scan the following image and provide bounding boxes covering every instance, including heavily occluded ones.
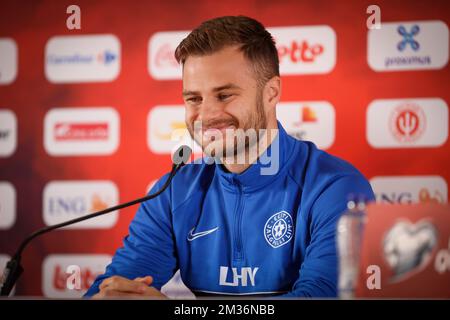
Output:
[83,173,178,297]
[279,174,375,298]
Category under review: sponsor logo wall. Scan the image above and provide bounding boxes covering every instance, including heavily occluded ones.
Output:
[0,1,448,297]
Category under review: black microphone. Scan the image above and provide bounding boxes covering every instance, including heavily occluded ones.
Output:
[0,145,192,297]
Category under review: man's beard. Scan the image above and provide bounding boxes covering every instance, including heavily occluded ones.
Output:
[187,90,267,160]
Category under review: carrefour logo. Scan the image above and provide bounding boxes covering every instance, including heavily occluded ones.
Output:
[45,34,121,83]
[47,50,117,65]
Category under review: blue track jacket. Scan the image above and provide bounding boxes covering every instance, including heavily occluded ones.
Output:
[85,122,374,297]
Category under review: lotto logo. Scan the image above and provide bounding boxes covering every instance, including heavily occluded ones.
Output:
[42,254,111,298]
[268,25,336,75]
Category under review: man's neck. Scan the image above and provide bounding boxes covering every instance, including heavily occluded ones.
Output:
[221,123,278,174]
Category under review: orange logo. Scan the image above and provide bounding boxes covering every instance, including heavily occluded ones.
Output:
[418,188,445,204]
[154,121,187,140]
[90,194,109,212]
[294,106,317,127]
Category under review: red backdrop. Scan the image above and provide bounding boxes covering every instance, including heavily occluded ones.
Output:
[0,0,449,297]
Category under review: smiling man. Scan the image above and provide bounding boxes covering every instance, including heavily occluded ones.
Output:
[85,15,374,298]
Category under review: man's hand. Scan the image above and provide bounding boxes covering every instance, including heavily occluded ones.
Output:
[92,275,167,299]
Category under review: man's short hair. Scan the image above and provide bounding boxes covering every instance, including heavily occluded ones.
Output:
[175,15,279,86]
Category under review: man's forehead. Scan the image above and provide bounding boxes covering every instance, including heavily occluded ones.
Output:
[181,47,254,94]
[182,83,242,96]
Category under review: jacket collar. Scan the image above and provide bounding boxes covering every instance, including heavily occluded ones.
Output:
[213,121,295,193]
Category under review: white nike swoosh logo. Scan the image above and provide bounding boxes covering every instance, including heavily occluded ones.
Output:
[187,226,219,241]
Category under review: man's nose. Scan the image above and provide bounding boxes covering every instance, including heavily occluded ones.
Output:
[198,97,223,123]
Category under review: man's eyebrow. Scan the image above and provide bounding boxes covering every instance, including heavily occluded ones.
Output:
[182,84,242,97]
[182,90,199,97]
[212,83,242,92]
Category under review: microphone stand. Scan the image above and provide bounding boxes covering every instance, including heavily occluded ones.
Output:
[0,146,191,297]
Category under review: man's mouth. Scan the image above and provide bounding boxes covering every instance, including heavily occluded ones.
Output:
[197,121,237,140]
[203,125,236,138]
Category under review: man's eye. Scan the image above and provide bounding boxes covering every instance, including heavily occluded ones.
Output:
[218,94,232,101]
[187,97,201,103]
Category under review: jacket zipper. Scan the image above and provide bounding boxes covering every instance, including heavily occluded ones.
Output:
[233,179,244,262]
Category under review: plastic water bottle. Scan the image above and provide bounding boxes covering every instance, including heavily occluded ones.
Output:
[336,196,367,299]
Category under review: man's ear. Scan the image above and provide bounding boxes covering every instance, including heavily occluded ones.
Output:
[264,76,281,109]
